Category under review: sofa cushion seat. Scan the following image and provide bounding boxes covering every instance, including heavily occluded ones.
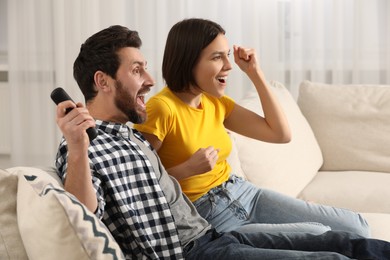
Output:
[298,171,390,213]
[360,213,390,242]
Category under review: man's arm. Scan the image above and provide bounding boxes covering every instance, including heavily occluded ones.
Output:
[56,100,98,212]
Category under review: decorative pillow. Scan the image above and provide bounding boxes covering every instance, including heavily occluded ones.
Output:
[14,167,124,260]
[298,81,390,172]
[0,169,28,260]
[231,80,323,197]
[226,131,246,179]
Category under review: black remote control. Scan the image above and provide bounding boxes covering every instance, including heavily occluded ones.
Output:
[50,87,98,141]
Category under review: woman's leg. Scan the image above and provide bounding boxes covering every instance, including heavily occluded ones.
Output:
[228,175,370,237]
[234,222,330,235]
[185,229,390,260]
[194,176,330,235]
[194,175,370,237]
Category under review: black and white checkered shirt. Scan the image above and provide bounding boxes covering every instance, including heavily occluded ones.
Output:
[56,120,183,259]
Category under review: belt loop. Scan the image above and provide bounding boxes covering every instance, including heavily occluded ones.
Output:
[209,193,215,203]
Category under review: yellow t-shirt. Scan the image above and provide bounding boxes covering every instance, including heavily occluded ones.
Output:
[134,87,235,201]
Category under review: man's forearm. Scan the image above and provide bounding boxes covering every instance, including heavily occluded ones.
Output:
[64,151,98,213]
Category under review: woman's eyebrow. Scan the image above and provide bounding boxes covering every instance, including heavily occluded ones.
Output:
[211,50,230,56]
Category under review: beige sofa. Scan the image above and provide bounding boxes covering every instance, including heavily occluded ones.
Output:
[228,80,390,243]
[1,80,390,259]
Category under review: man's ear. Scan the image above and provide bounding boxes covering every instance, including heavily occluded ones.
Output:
[94,71,110,92]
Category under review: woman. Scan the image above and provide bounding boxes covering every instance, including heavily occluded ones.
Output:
[134,18,369,236]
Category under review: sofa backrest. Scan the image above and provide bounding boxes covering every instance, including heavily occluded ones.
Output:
[229,81,323,197]
[298,81,390,173]
[0,169,28,259]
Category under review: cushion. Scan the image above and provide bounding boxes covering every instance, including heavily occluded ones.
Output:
[297,80,390,172]
[360,213,390,242]
[0,169,28,260]
[231,81,323,197]
[298,170,390,213]
[11,167,124,260]
[226,131,246,179]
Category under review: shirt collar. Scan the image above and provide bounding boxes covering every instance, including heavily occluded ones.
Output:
[95,119,132,139]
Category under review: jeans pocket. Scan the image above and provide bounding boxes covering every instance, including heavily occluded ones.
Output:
[183,240,197,257]
[195,197,214,220]
[228,200,249,220]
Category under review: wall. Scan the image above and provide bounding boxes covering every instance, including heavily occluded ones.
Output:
[0,0,10,168]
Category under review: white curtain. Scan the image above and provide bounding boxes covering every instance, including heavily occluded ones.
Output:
[5,0,390,167]
[7,0,127,166]
[8,0,56,167]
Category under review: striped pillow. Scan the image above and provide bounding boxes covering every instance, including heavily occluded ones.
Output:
[15,167,124,260]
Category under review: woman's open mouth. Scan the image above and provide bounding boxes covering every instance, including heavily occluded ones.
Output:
[217,76,227,84]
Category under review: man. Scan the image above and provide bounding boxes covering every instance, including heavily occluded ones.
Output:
[55,25,390,259]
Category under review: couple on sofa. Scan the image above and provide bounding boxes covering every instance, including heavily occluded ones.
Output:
[54,18,390,259]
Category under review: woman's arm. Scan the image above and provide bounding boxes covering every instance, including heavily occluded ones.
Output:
[141,132,219,180]
[224,46,291,143]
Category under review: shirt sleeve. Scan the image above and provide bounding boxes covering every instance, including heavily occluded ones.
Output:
[220,95,236,118]
[134,96,173,142]
[55,139,106,219]
[91,173,106,219]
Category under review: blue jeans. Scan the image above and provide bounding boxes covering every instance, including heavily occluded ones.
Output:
[194,175,370,236]
[184,229,390,259]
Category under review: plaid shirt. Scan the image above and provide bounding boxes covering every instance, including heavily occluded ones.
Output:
[56,120,183,259]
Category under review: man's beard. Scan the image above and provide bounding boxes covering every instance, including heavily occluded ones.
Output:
[114,79,146,124]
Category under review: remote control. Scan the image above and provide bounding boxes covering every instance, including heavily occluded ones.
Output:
[50,87,98,141]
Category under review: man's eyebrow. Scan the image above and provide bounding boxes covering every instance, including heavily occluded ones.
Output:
[131,60,147,67]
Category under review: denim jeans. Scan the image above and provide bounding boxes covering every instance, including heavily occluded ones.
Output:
[184,229,390,259]
[194,175,370,236]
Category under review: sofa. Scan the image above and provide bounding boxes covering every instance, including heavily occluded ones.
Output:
[227,80,390,243]
[1,80,390,259]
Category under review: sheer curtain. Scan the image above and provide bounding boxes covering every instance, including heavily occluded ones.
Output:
[278,0,390,97]
[7,0,127,166]
[8,0,56,166]
[5,0,389,167]
[129,0,390,98]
